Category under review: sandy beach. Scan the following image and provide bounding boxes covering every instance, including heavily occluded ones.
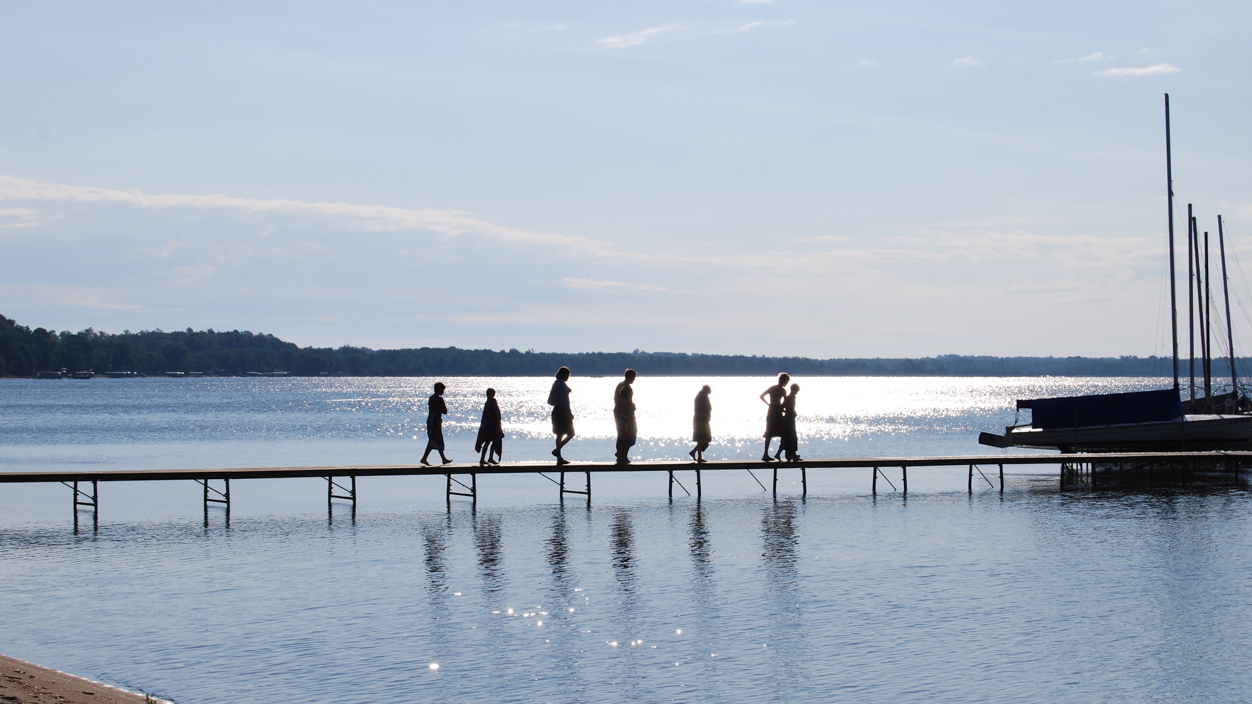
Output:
[0,655,161,704]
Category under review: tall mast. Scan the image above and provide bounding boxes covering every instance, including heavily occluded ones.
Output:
[1188,204,1196,402]
[1193,216,1207,402]
[1204,229,1213,400]
[1220,215,1237,399]
[1166,94,1180,392]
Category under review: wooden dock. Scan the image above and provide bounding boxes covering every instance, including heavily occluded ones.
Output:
[2,451,1249,528]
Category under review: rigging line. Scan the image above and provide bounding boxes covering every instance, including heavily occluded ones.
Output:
[1228,234,1252,327]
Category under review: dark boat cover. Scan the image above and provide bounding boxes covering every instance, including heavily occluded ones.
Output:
[1017,389,1183,430]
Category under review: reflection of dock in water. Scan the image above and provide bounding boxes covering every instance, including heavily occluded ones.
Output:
[3,451,1250,528]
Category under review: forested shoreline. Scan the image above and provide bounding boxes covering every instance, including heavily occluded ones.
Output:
[0,313,1204,378]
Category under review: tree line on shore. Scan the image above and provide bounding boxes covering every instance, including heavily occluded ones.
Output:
[0,313,1218,379]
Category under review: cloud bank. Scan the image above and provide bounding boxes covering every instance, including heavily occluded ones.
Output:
[1094,63,1180,77]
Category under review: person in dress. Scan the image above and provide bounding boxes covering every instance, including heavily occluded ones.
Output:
[689,384,713,463]
[548,366,575,465]
[774,383,802,462]
[420,382,452,466]
[614,369,638,465]
[758,373,790,461]
[475,388,504,466]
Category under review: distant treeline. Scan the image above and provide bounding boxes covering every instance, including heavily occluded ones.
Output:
[0,313,1232,379]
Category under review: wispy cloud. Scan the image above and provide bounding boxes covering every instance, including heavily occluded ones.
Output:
[1093,63,1180,77]
[856,59,877,67]
[563,277,666,292]
[1051,52,1103,65]
[715,19,795,34]
[597,24,681,48]
[739,0,777,4]
[0,176,609,254]
[798,235,851,244]
[952,56,985,68]
[0,283,148,311]
[0,207,40,228]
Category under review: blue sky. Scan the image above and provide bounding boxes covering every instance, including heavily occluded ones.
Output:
[3,1,1251,357]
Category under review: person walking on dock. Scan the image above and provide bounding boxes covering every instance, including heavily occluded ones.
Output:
[614,369,638,465]
[475,388,504,466]
[420,382,453,466]
[548,366,575,465]
[774,383,801,462]
[759,373,790,461]
[689,384,712,463]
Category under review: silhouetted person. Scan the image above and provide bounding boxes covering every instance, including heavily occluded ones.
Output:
[759,373,790,461]
[774,383,801,462]
[689,384,712,463]
[614,369,637,464]
[548,366,574,465]
[420,382,452,466]
[475,388,504,466]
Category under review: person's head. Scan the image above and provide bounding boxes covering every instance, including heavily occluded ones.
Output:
[556,366,571,381]
[702,384,711,394]
[779,373,790,385]
[791,383,800,394]
[433,382,446,395]
[486,388,496,399]
[624,369,637,383]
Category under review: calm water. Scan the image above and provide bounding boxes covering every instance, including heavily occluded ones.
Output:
[2,376,1249,703]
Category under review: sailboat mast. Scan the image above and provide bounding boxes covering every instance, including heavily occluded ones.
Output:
[1166,94,1180,392]
[1188,204,1196,402]
[1204,230,1213,400]
[1220,215,1237,399]
[1193,217,1207,402]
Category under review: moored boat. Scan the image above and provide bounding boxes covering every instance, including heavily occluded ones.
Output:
[979,95,1252,453]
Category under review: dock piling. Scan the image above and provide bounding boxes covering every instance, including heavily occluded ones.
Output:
[198,478,230,521]
[64,480,97,530]
[446,473,477,506]
[327,475,358,513]
[558,471,590,505]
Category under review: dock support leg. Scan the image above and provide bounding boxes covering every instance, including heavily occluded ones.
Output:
[802,466,807,498]
[668,470,674,499]
[902,466,907,495]
[446,473,477,506]
[696,469,702,500]
[772,467,778,497]
[872,466,877,496]
[968,464,973,495]
[558,471,591,505]
[199,478,230,523]
[327,475,358,516]
[999,464,1004,493]
[67,480,97,530]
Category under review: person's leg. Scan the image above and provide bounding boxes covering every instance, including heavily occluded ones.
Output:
[421,443,433,465]
[762,437,774,461]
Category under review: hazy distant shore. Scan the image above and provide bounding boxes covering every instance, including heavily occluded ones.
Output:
[0,314,1223,379]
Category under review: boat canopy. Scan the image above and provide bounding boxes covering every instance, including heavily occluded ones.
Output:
[1017,389,1183,429]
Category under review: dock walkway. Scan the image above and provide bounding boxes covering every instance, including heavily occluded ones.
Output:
[4,451,1250,528]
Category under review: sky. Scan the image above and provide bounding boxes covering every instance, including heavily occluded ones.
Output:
[3,1,1252,358]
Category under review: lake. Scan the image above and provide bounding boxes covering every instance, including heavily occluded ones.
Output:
[1,376,1248,703]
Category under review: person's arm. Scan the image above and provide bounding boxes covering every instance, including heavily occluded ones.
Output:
[759,388,770,405]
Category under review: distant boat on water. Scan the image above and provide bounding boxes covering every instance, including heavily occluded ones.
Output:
[980,94,1252,453]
